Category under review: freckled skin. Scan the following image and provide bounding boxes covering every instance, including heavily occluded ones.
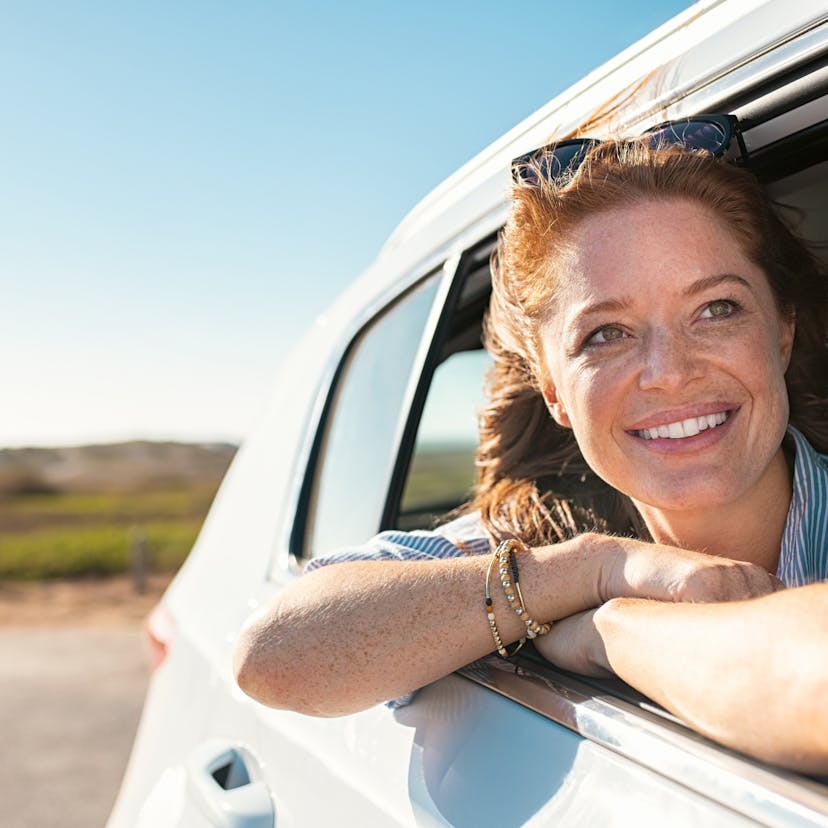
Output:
[540,199,794,551]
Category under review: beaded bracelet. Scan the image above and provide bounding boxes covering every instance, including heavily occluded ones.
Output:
[485,548,525,658]
[495,538,552,639]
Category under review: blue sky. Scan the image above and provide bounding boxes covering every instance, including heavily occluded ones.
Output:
[1,0,691,448]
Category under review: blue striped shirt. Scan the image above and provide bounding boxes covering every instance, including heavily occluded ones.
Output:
[777,426,828,586]
[305,511,491,572]
[307,426,828,586]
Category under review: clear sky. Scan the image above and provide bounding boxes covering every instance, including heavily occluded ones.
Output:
[1,0,692,448]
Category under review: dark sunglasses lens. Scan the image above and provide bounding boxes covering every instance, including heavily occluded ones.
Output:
[647,119,730,156]
[515,141,593,183]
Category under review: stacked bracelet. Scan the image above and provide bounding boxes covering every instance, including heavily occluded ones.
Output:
[495,539,552,639]
[485,548,525,658]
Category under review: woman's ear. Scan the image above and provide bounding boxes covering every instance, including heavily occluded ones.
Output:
[542,382,571,429]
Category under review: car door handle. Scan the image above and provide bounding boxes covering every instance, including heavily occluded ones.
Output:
[186,739,275,827]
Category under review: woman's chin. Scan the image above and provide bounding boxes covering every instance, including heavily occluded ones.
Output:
[627,477,736,515]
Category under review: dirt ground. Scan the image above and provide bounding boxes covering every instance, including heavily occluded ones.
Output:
[0,573,174,626]
[0,574,175,828]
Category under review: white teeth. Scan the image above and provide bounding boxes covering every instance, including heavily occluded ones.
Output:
[683,419,700,437]
[707,412,726,429]
[636,411,729,440]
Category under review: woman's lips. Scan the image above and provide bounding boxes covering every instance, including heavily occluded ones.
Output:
[632,410,731,440]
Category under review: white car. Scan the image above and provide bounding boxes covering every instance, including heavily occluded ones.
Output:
[109,1,828,825]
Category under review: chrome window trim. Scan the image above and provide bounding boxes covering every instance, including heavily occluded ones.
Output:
[659,17,828,124]
[458,660,828,827]
[741,92,828,152]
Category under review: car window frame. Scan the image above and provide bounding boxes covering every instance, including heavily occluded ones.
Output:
[282,254,461,571]
[382,235,497,531]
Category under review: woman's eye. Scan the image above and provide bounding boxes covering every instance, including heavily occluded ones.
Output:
[700,299,738,319]
[586,325,625,346]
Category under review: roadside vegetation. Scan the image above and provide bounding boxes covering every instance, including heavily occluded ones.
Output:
[0,443,234,581]
[397,444,478,531]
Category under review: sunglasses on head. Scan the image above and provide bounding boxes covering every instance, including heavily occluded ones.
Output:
[511,114,746,184]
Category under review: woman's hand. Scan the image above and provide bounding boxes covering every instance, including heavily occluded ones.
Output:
[533,534,785,676]
[537,586,828,774]
[533,608,608,676]
[577,533,784,605]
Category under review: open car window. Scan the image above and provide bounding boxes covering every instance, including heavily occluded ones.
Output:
[397,349,491,531]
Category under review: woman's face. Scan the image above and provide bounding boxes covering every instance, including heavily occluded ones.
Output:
[539,198,795,513]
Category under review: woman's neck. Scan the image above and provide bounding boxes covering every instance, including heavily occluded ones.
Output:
[633,447,793,573]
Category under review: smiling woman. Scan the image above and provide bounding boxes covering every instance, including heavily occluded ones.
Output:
[478,134,826,540]
[540,201,794,529]
[234,132,828,773]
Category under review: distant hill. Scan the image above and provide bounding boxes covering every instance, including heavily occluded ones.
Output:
[0,441,237,496]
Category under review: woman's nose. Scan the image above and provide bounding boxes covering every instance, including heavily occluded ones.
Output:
[637,329,704,391]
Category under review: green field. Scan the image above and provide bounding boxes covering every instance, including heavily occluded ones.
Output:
[397,443,478,530]
[0,486,217,580]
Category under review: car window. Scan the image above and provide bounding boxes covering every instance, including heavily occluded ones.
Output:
[302,272,443,559]
[397,349,491,531]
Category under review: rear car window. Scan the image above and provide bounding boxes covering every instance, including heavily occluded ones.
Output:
[302,272,442,559]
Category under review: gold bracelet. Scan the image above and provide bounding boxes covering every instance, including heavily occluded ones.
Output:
[485,548,525,658]
[495,539,552,639]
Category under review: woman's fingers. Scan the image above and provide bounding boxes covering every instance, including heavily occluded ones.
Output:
[533,609,611,676]
[669,556,781,603]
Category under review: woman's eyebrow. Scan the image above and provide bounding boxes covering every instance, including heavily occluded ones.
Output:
[684,273,752,296]
[570,297,631,323]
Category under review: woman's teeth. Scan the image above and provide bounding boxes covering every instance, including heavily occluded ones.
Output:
[636,411,729,440]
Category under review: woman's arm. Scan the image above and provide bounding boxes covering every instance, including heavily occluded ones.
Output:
[535,584,828,773]
[233,533,778,716]
[234,539,602,716]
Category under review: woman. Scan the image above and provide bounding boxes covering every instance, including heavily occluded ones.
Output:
[234,122,828,772]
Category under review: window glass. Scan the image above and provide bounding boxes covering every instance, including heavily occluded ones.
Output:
[398,349,492,531]
[304,274,441,558]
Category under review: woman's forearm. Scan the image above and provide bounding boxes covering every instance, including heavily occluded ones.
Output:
[233,537,604,716]
[593,584,828,773]
[233,532,781,718]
